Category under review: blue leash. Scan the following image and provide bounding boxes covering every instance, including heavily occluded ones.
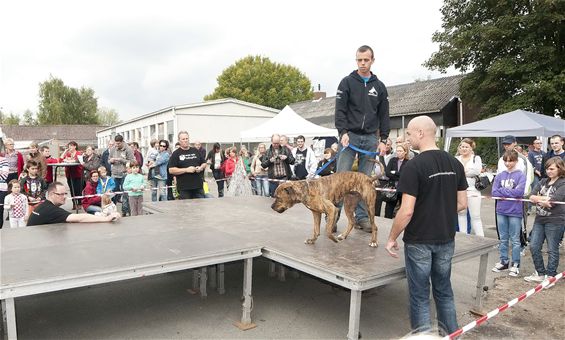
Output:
[314,145,380,176]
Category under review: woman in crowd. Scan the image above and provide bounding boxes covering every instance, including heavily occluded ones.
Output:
[524,157,565,287]
[316,148,336,177]
[206,143,226,198]
[60,141,84,210]
[82,170,102,214]
[81,145,101,181]
[223,146,238,181]
[3,138,24,182]
[149,139,170,202]
[384,144,409,219]
[0,154,9,228]
[251,143,269,197]
[455,138,485,236]
[492,150,526,277]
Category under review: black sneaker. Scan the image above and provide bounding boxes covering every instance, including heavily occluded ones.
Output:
[357,219,373,233]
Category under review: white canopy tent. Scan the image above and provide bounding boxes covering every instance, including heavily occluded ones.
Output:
[444,109,565,151]
[240,105,338,141]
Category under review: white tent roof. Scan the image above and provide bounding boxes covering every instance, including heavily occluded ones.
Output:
[240,105,337,141]
[445,109,565,138]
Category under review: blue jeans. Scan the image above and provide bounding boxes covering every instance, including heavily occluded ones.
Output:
[496,214,522,266]
[255,175,269,197]
[404,241,458,335]
[529,223,564,277]
[336,131,377,222]
[85,205,102,214]
[150,178,167,202]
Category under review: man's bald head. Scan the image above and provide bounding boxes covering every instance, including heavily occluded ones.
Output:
[406,116,438,151]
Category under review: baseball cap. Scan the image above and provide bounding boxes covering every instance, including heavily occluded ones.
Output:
[501,135,517,144]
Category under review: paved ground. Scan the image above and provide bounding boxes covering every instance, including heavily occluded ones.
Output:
[6,178,561,339]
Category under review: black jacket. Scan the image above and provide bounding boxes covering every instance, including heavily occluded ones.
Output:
[261,145,295,179]
[385,157,408,185]
[206,149,226,171]
[335,71,390,139]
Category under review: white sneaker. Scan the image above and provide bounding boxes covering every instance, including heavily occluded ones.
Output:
[524,271,544,283]
[508,264,520,277]
[544,276,556,289]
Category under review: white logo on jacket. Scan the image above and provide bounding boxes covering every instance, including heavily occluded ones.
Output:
[368,87,378,97]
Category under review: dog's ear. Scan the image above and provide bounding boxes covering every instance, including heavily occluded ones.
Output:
[284,186,295,197]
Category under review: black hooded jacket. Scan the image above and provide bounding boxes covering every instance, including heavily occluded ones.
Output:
[335,71,390,140]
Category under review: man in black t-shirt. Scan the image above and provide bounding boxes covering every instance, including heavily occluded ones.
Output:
[168,131,208,199]
[27,182,121,226]
[385,116,468,336]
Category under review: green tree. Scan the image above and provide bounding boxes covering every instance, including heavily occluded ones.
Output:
[424,0,565,118]
[23,109,38,125]
[38,76,100,125]
[3,113,21,125]
[204,55,313,109]
[97,107,121,125]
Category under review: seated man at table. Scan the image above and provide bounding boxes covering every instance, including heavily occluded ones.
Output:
[27,182,121,226]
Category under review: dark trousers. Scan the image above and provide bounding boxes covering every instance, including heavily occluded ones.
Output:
[67,177,82,207]
[212,169,225,197]
[179,188,205,200]
[0,190,7,228]
[167,173,174,200]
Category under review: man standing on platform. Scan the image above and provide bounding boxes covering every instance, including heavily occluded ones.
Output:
[334,44,390,231]
[385,116,467,336]
[168,131,207,199]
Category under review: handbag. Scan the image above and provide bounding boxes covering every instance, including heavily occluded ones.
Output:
[474,175,490,191]
[381,181,398,202]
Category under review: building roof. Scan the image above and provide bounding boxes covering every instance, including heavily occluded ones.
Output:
[290,74,464,128]
[99,98,279,132]
[0,125,107,143]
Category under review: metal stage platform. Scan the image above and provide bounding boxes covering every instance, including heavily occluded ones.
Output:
[0,214,262,340]
[144,197,499,340]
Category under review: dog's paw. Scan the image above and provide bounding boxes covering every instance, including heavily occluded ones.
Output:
[305,239,316,245]
[337,234,345,241]
[369,242,378,248]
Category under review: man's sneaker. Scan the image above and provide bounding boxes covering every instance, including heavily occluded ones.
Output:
[154,174,164,180]
[492,262,509,272]
[524,271,544,283]
[508,264,520,277]
[357,219,373,233]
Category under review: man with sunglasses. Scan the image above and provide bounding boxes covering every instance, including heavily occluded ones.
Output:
[27,182,121,226]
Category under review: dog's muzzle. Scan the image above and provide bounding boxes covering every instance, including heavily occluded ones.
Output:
[271,202,287,213]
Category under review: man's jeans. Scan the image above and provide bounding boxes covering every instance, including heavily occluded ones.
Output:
[336,131,377,222]
[530,223,564,277]
[255,175,269,197]
[496,214,522,266]
[404,241,458,335]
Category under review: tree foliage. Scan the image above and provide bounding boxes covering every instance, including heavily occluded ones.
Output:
[97,107,121,126]
[204,55,313,110]
[38,76,100,125]
[425,0,564,118]
[23,109,38,126]
[2,112,21,125]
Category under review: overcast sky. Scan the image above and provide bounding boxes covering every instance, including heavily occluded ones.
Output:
[1,0,459,121]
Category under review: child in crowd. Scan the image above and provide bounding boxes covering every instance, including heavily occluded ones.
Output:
[98,194,118,217]
[96,166,115,194]
[4,180,28,228]
[122,160,145,216]
[316,148,336,177]
[492,150,527,277]
[19,160,48,215]
[121,162,132,216]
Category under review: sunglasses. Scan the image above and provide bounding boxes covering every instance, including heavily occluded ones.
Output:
[160,144,167,147]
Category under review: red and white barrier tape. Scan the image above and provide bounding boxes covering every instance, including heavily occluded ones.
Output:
[445,271,563,339]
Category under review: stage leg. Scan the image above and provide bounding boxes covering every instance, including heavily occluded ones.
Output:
[1,298,17,340]
[347,290,362,340]
[218,264,225,294]
[474,253,489,309]
[200,267,208,298]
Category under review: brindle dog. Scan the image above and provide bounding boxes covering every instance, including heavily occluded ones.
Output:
[271,171,379,247]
